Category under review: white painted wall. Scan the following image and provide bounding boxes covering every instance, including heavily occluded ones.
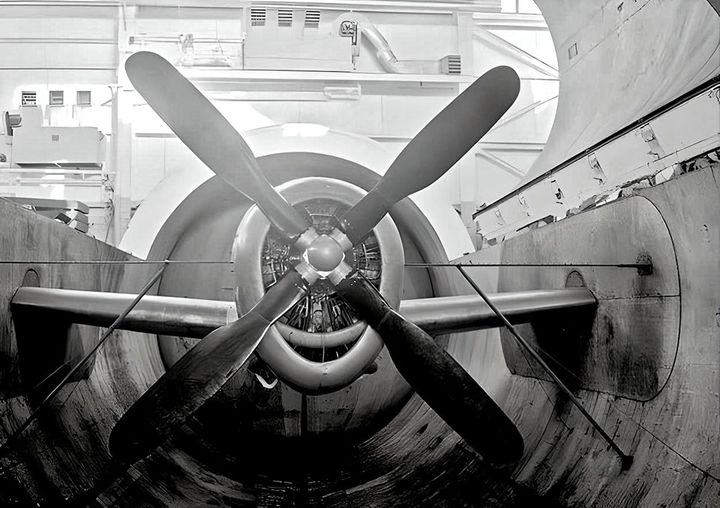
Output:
[0,2,557,247]
[0,5,118,240]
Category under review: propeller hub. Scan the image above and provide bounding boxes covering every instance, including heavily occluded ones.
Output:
[306,234,344,272]
[233,176,405,393]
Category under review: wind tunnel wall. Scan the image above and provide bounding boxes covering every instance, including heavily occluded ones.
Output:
[0,166,718,508]
[0,157,545,506]
[452,164,720,507]
[525,0,720,182]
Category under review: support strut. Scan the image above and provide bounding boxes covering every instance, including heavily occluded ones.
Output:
[11,287,596,339]
[455,266,634,471]
[0,263,168,457]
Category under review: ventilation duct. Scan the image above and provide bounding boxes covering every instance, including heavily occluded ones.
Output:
[335,13,461,74]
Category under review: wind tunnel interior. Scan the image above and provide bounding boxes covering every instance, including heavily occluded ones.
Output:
[1,0,719,507]
[0,153,550,507]
[2,154,719,508]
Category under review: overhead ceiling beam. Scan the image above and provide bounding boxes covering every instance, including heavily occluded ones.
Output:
[476,149,525,179]
[6,0,498,14]
[473,27,558,78]
[473,12,548,30]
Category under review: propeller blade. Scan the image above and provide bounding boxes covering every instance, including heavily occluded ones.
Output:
[125,51,309,240]
[339,66,520,245]
[108,269,309,464]
[333,273,524,464]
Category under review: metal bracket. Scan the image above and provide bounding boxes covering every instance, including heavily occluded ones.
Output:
[550,178,564,203]
[640,124,666,160]
[587,152,607,185]
[517,192,530,216]
[339,20,358,44]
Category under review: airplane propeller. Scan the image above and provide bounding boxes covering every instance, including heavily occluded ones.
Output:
[124,51,309,241]
[108,269,311,461]
[110,51,522,465]
[338,65,520,246]
[333,273,524,463]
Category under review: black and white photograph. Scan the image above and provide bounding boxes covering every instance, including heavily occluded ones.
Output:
[0,0,717,506]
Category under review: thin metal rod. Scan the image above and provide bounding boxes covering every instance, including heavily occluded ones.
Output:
[0,262,168,456]
[0,260,652,269]
[455,265,633,470]
[12,287,597,340]
[406,262,650,268]
[0,260,230,265]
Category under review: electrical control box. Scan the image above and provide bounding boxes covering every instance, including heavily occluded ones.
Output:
[12,125,105,167]
[244,8,353,71]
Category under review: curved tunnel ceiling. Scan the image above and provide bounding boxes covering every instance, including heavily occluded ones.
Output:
[525,0,720,182]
